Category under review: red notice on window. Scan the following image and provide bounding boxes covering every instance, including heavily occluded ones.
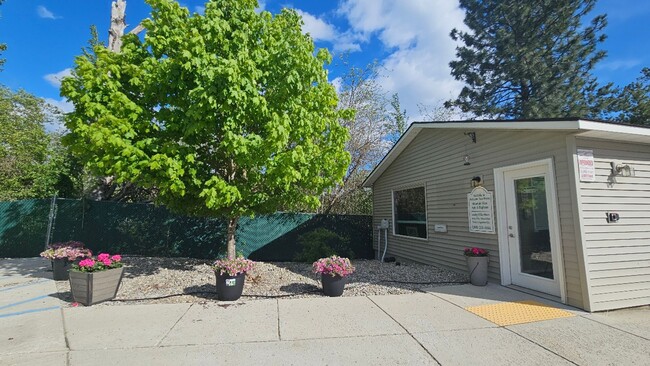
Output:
[577,149,595,182]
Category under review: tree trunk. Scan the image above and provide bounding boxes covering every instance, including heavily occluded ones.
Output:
[226,216,239,259]
[109,0,127,53]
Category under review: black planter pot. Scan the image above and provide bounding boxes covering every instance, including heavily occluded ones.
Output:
[215,272,246,301]
[52,258,71,281]
[321,274,346,297]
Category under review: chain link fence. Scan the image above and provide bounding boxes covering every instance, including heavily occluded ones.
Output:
[0,198,372,260]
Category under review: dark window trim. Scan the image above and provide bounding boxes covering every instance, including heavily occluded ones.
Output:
[392,185,428,240]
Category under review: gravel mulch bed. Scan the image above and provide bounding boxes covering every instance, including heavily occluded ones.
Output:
[53,256,469,306]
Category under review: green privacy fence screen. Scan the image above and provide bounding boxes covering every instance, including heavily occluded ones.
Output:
[0,198,373,260]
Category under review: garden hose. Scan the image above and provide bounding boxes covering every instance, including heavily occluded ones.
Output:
[108,278,470,302]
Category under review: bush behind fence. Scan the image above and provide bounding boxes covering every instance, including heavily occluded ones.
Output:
[0,198,373,261]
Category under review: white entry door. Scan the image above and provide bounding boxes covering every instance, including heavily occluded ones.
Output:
[497,159,562,297]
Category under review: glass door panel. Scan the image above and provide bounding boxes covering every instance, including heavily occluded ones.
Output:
[514,176,554,279]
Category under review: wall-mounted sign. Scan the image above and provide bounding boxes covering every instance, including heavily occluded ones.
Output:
[467,186,495,234]
[434,224,448,233]
[577,149,596,182]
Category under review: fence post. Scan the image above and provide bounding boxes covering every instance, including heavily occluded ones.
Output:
[44,195,58,249]
[81,197,85,230]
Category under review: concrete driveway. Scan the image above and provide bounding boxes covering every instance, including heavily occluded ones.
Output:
[1,258,649,365]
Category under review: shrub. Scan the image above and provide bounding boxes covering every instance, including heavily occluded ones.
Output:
[293,228,353,263]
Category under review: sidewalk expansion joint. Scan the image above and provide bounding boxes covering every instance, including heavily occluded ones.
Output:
[155,303,194,347]
[580,314,650,342]
[366,296,441,365]
[276,299,282,341]
[503,326,579,365]
[60,307,71,352]
[422,291,580,365]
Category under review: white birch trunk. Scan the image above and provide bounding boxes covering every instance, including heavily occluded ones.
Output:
[108,0,127,52]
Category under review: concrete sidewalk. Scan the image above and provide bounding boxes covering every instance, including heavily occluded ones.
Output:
[1,258,649,365]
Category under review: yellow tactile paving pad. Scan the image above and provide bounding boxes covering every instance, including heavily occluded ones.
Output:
[465,300,575,326]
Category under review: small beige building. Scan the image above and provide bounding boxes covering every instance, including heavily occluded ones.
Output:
[363,119,650,312]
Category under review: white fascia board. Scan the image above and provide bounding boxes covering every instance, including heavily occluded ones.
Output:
[415,120,581,131]
[577,119,650,137]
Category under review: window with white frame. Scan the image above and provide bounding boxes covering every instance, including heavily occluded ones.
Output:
[392,186,427,238]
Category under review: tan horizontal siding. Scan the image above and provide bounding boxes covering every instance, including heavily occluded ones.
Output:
[590,266,650,279]
[373,129,582,308]
[588,253,650,264]
[591,288,650,304]
[582,203,650,211]
[587,246,650,256]
[584,210,650,218]
[588,260,649,272]
[584,218,650,226]
[591,276,650,287]
[583,231,650,241]
[584,224,650,233]
[587,238,650,248]
[591,296,650,311]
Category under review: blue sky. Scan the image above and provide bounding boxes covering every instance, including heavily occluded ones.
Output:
[0,0,648,121]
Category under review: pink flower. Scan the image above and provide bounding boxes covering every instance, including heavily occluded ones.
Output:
[212,257,255,276]
[111,255,122,262]
[312,256,355,277]
[97,253,110,261]
[79,259,95,268]
[102,259,112,266]
[464,247,488,257]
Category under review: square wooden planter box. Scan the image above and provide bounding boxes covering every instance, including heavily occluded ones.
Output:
[69,267,124,306]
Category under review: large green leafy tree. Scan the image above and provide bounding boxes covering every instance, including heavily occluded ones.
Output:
[61,0,350,258]
[613,68,650,125]
[447,0,610,119]
[0,86,79,200]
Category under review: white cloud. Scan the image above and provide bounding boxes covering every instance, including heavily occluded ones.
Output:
[337,0,466,121]
[331,77,343,94]
[44,98,74,114]
[44,68,72,88]
[43,98,73,132]
[295,9,336,42]
[294,9,362,53]
[258,0,266,12]
[194,5,205,14]
[37,5,60,20]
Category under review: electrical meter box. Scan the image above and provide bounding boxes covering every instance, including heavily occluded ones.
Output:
[380,219,390,229]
